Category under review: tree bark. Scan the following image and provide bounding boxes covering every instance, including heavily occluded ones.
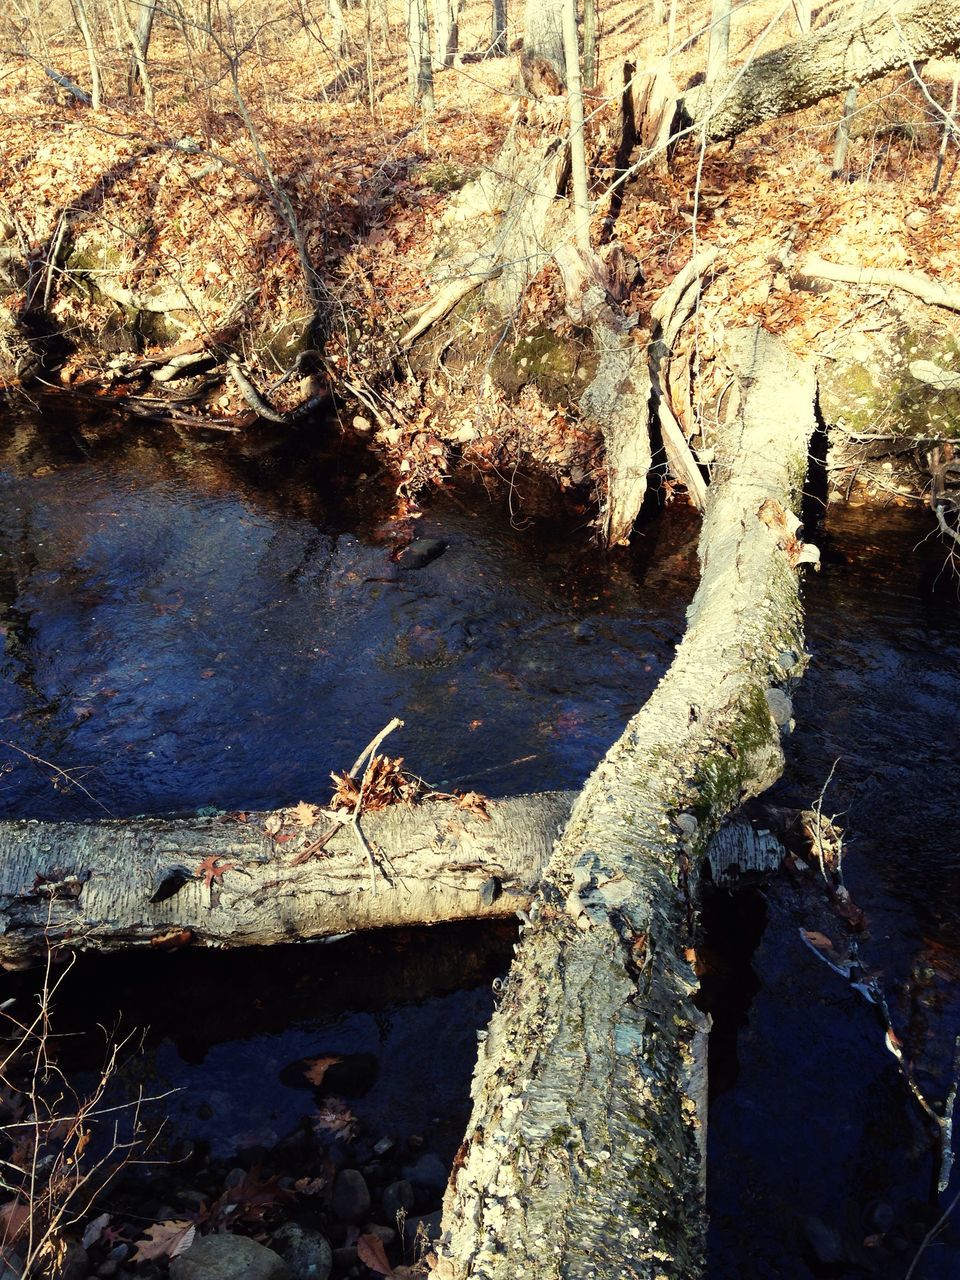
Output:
[0,793,575,965]
[433,0,459,68]
[433,326,818,1280]
[406,0,435,109]
[490,0,507,55]
[682,0,960,143]
[70,0,103,110]
[705,0,730,85]
[522,0,566,90]
[562,0,590,251]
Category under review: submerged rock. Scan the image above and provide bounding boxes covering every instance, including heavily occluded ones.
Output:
[270,1223,332,1280]
[331,1168,371,1224]
[398,538,448,570]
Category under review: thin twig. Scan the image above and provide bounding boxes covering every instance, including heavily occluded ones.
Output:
[0,742,112,816]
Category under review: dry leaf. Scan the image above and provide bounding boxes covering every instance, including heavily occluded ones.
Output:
[303,1055,343,1087]
[290,800,321,828]
[131,1220,195,1263]
[196,855,236,889]
[455,790,489,821]
[357,1232,395,1276]
[312,1098,357,1142]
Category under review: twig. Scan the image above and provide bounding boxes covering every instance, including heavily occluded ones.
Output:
[348,719,403,893]
[811,757,841,882]
[0,741,112,816]
[348,717,404,780]
[905,1184,960,1280]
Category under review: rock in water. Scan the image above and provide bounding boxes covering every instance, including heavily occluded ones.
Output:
[270,1223,333,1280]
[171,1235,291,1280]
[399,538,448,570]
[331,1168,371,1224]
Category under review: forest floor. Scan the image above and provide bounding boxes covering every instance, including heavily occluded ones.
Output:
[0,0,959,530]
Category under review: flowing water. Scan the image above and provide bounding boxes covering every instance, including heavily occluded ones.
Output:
[2,400,959,1276]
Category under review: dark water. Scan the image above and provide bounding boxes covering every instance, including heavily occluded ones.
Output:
[4,404,960,1274]
[706,507,960,1279]
[0,403,699,818]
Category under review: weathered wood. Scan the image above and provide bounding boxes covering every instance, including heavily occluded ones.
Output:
[798,256,960,312]
[0,793,575,965]
[682,0,960,143]
[434,327,818,1280]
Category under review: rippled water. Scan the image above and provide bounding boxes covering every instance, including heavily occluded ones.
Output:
[0,402,699,818]
[4,401,960,1275]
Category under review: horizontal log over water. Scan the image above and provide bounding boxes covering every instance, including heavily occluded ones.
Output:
[0,792,576,964]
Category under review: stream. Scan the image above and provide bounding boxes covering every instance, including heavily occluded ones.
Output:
[1,401,959,1278]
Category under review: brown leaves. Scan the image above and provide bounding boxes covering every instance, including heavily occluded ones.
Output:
[303,1055,342,1087]
[196,855,236,890]
[131,1220,196,1263]
[289,800,321,828]
[330,754,421,814]
[455,791,490,821]
[312,1099,357,1142]
[357,1232,395,1276]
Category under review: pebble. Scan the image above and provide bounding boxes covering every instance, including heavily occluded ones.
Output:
[372,1136,394,1156]
[404,1152,449,1195]
[381,1178,415,1222]
[331,1169,371,1224]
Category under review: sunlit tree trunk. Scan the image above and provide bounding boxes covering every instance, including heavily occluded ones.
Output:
[563,0,589,249]
[582,0,596,88]
[792,0,811,33]
[432,0,458,69]
[705,0,730,84]
[121,0,156,109]
[328,0,350,56]
[522,0,565,88]
[491,0,507,54]
[70,0,103,108]
[406,0,435,109]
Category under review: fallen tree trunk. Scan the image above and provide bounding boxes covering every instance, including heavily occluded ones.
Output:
[433,326,818,1280]
[681,0,960,142]
[0,793,574,965]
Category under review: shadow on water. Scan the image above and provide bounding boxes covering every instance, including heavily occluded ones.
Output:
[5,400,960,1274]
[704,505,960,1280]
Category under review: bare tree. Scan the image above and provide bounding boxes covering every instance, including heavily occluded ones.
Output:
[706,0,730,84]
[70,0,103,108]
[491,0,507,55]
[406,0,435,109]
[522,0,565,89]
[582,0,596,89]
[432,0,458,69]
[562,0,589,249]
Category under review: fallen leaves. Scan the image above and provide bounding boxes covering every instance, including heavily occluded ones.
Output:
[330,754,422,813]
[196,855,236,890]
[312,1099,357,1142]
[358,1231,395,1276]
[131,1220,196,1263]
[303,1055,343,1087]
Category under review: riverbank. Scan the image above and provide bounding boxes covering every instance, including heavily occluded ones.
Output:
[1,2,958,539]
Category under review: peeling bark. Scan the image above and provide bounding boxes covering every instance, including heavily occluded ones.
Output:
[0,793,574,964]
[682,0,960,142]
[434,327,818,1280]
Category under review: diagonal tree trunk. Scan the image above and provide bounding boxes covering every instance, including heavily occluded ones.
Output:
[682,0,960,142]
[434,326,819,1280]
